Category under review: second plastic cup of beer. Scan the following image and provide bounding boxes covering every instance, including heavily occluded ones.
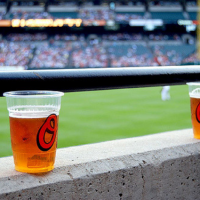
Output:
[3,90,64,173]
[187,82,200,139]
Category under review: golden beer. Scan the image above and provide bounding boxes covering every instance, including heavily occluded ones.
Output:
[190,97,200,139]
[9,114,58,173]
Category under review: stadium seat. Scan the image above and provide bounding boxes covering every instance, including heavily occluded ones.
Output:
[188,12,197,20]
[151,12,185,22]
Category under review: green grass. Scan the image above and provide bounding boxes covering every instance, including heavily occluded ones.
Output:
[0,85,192,157]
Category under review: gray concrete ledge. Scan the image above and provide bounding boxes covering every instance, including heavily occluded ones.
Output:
[0,129,200,200]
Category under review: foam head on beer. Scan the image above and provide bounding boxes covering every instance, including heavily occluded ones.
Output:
[3,91,64,173]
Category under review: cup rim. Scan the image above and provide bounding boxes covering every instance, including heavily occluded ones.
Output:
[187,82,200,86]
[3,90,64,98]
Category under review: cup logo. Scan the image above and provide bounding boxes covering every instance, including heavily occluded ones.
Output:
[196,103,200,123]
[37,114,57,151]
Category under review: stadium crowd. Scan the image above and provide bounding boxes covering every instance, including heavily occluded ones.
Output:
[0,10,145,23]
[30,42,71,68]
[9,11,53,20]
[153,46,182,66]
[148,34,181,41]
[72,42,108,68]
[53,34,85,42]
[182,53,198,64]
[0,0,195,22]
[149,1,181,6]
[78,9,115,20]
[102,33,143,41]
[115,13,146,22]
[0,40,33,67]
[0,0,197,68]
[110,53,158,67]
[6,33,48,41]
[0,33,197,69]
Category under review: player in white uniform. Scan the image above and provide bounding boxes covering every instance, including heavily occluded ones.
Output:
[161,86,170,101]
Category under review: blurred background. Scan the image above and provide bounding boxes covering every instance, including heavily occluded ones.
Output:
[0,0,196,156]
[0,0,198,69]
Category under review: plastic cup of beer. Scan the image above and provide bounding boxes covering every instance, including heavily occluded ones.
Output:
[3,90,64,173]
[187,82,200,139]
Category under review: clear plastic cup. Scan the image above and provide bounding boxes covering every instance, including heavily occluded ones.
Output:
[3,90,64,173]
[187,82,200,139]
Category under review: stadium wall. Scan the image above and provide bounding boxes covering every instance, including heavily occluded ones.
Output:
[0,129,200,199]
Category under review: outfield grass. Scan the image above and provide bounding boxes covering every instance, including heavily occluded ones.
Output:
[0,85,192,157]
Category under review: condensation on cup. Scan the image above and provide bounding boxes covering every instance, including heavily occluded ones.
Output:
[187,82,200,139]
[3,91,64,173]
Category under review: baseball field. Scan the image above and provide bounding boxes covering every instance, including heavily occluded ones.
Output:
[0,85,192,157]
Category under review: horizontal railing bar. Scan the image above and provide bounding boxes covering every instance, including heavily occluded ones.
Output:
[0,66,199,96]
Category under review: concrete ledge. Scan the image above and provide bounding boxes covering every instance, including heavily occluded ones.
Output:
[0,129,200,199]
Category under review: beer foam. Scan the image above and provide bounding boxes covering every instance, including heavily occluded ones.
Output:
[189,88,200,98]
[8,106,59,118]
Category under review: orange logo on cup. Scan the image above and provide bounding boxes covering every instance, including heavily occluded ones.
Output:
[196,103,200,123]
[37,114,57,151]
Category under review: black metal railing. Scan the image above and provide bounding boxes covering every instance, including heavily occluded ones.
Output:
[0,66,200,96]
